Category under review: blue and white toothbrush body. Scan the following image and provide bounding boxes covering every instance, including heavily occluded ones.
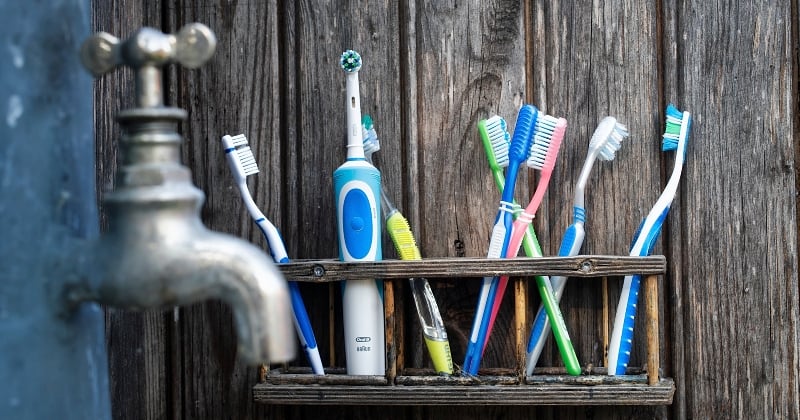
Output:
[334,50,385,375]
[607,104,690,375]
[221,134,324,374]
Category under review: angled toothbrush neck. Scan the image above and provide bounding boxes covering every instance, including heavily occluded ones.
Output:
[501,160,523,202]
[573,148,600,211]
[661,111,690,199]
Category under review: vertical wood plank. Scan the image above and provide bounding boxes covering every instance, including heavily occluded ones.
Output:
[515,278,528,378]
[645,275,660,386]
[671,1,800,418]
[91,2,171,419]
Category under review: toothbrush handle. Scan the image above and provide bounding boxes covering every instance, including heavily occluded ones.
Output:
[525,221,584,375]
[608,274,641,375]
[253,218,325,375]
[463,275,496,375]
[500,220,580,376]
[288,281,325,374]
[491,168,542,259]
[334,161,385,375]
[608,212,667,375]
[385,211,453,375]
[483,204,579,375]
[463,203,515,375]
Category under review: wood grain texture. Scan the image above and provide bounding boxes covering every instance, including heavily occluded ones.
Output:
[90,0,800,418]
[253,380,675,406]
[671,1,800,419]
[276,255,666,281]
[403,0,529,385]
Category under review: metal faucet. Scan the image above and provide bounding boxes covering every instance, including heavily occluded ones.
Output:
[65,23,295,365]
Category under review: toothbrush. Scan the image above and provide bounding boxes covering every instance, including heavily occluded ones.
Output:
[476,115,568,358]
[221,134,325,375]
[333,50,385,375]
[488,115,580,376]
[362,116,454,375]
[477,116,541,259]
[607,104,691,375]
[525,116,628,376]
[463,104,538,376]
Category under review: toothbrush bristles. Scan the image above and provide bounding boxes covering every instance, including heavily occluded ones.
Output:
[362,127,380,156]
[598,122,628,161]
[340,50,362,73]
[236,146,260,176]
[662,104,684,151]
[527,115,566,170]
[484,116,510,167]
[228,134,249,148]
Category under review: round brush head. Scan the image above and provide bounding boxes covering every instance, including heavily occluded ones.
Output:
[340,50,362,73]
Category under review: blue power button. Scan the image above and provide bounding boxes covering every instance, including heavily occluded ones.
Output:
[342,189,373,259]
[350,216,365,231]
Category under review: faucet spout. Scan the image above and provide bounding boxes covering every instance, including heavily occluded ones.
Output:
[85,226,296,365]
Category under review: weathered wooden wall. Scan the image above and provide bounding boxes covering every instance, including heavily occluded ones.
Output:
[92,0,799,419]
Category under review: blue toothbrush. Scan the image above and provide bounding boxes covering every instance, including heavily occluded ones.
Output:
[607,104,691,375]
[221,134,325,374]
[333,50,385,375]
[463,104,538,376]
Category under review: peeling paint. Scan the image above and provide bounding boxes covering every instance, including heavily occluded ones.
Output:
[6,95,22,127]
[7,43,23,68]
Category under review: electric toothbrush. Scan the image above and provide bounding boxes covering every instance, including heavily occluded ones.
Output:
[334,50,385,375]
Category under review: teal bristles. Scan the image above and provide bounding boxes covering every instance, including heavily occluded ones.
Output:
[662,104,684,151]
[340,50,362,72]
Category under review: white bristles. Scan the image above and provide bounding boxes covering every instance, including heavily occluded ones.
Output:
[485,116,510,167]
[526,115,560,169]
[222,134,259,183]
[591,117,628,161]
[227,133,249,148]
[235,146,260,176]
[362,126,380,157]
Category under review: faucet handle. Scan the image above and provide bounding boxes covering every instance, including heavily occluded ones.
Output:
[80,23,216,75]
[80,23,216,107]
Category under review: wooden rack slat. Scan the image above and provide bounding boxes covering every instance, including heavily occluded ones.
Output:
[256,256,674,407]
[278,255,666,282]
[253,379,676,406]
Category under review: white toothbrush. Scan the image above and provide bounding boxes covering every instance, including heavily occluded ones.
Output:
[221,134,325,375]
